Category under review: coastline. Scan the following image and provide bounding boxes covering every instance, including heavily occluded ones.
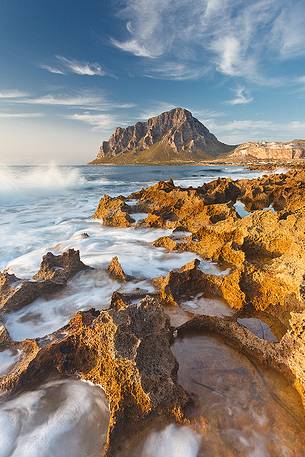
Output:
[1,166,305,455]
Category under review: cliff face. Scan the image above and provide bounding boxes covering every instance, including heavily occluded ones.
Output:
[90,108,234,164]
[230,141,305,161]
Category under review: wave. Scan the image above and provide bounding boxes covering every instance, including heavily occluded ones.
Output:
[0,164,88,202]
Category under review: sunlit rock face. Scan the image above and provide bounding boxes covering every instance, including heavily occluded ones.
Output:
[1,168,305,457]
[230,141,305,160]
[91,108,233,164]
[0,298,189,456]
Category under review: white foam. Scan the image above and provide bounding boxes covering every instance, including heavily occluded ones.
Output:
[0,349,21,376]
[4,269,119,341]
[141,424,201,457]
[0,378,109,457]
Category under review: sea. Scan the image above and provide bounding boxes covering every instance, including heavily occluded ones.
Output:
[1,163,296,457]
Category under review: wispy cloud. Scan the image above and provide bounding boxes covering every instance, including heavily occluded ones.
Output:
[56,56,106,76]
[39,64,65,75]
[144,62,209,81]
[226,86,253,105]
[39,55,106,76]
[64,112,119,131]
[0,90,28,98]
[0,112,43,118]
[40,55,106,76]
[111,0,305,83]
[17,94,105,107]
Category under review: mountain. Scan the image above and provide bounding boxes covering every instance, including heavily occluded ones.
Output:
[230,141,305,161]
[90,107,234,164]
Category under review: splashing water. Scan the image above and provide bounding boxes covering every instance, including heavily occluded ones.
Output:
[141,424,201,457]
[0,163,87,202]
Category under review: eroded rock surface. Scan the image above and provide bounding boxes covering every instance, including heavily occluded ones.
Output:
[0,249,87,312]
[0,297,189,456]
[107,256,130,282]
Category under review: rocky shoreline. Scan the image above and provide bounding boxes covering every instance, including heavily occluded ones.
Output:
[1,169,305,455]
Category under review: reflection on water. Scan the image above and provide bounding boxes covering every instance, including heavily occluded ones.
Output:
[237,317,278,342]
[0,378,109,457]
[172,332,305,457]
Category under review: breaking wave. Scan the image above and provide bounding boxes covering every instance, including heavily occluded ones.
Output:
[0,164,88,202]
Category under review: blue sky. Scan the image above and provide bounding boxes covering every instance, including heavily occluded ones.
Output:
[1,0,305,164]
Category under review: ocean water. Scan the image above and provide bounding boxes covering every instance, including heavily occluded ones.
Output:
[0,164,264,340]
[0,163,303,457]
[0,163,262,272]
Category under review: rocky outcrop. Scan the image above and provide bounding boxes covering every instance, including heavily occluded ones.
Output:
[0,298,189,456]
[0,249,87,312]
[95,171,305,323]
[231,141,305,160]
[90,108,233,164]
[155,259,244,310]
[94,195,133,227]
[107,256,130,282]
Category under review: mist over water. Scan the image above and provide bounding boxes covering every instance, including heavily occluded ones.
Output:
[0,164,263,342]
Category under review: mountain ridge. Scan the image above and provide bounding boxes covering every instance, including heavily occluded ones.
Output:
[90,107,234,164]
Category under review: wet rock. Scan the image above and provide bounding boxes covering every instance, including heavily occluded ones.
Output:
[33,249,88,283]
[94,195,133,227]
[0,249,88,312]
[107,256,130,282]
[155,259,244,310]
[0,323,11,346]
[0,297,189,456]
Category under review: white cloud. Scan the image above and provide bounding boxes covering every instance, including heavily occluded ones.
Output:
[65,112,119,131]
[226,87,253,105]
[271,4,305,58]
[0,112,43,118]
[55,56,106,76]
[111,38,156,58]
[40,56,106,77]
[111,0,305,82]
[14,93,106,108]
[0,90,28,98]
[39,64,65,75]
[144,62,209,81]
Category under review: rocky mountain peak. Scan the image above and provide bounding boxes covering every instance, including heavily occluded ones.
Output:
[90,107,233,164]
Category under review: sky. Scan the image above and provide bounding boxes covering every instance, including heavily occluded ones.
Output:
[1,0,305,164]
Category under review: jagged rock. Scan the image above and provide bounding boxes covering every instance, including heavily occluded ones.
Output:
[33,249,87,283]
[107,256,129,282]
[90,108,233,164]
[0,249,87,312]
[0,298,189,456]
[94,195,133,227]
[0,323,11,346]
[155,259,245,310]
